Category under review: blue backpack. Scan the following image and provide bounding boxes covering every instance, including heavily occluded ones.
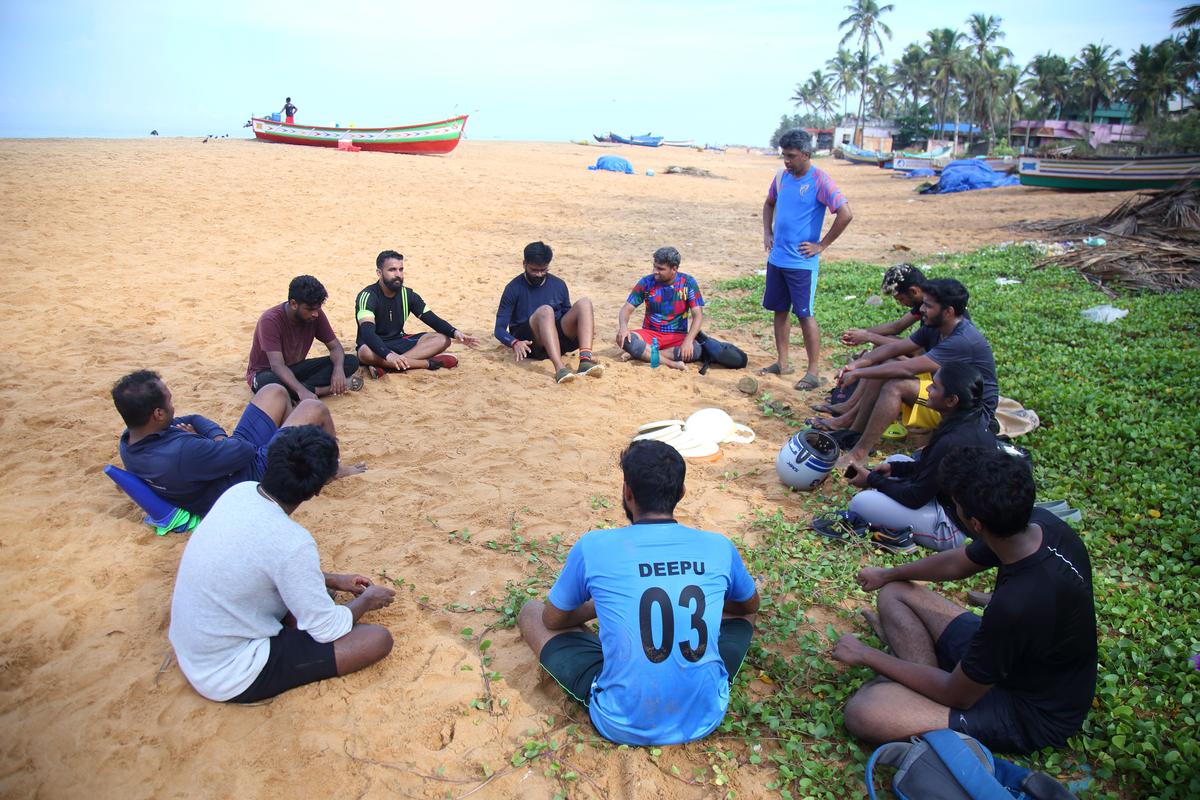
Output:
[866,729,1077,800]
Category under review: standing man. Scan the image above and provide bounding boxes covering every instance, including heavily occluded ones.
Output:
[494,241,602,384]
[355,250,480,376]
[169,425,395,704]
[246,275,361,401]
[281,97,297,124]
[760,129,853,391]
[616,246,705,371]
[518,440,759,746]
[831,446,1096,754]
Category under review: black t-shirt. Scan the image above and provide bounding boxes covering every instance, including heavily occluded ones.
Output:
[910,319,999,418]
[284,102,297,116]
[354,282,455,354]
[962,509,1097,745]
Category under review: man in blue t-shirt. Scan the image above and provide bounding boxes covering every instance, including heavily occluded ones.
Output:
[517,440,759,746]
[616,246,705,371]
[494,241,602,384]
[833,278,1000,471]
[760,129,854,392]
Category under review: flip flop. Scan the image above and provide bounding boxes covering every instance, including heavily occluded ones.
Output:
[882,421,908,440]
[348,374,365,392]
[793,374,826,391]
[810,402,837,414]
[758,363,795,376]
[804,417,838,432]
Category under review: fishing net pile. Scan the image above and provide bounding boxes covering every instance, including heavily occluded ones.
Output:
[1016,182,1200,293]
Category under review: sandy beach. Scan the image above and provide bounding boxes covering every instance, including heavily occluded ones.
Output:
[0,138,1130,798]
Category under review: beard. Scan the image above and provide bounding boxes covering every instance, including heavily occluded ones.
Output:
[525,272,547,287]
[623,497,635,523]
[386,277,404,291]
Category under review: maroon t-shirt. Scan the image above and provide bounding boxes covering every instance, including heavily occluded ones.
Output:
[245,303,337,386]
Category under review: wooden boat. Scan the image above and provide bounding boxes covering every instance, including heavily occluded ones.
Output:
[894,156,940,172]
[251,115,468,154]
[1018,154,1200,190]
[841,144,887,165]
[609,132,664,147]
[662,139,696,148]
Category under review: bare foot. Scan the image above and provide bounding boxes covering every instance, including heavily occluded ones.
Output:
[619,352,633,362]
[665,359,688,371]
[336,461,367,479]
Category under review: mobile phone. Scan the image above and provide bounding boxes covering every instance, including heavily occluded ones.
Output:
[844,465,859,479]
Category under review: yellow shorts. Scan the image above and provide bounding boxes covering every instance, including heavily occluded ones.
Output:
[902,373,942,429]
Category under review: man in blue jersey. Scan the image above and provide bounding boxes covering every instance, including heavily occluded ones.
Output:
[760,129,854,391]
[517,440,760,745]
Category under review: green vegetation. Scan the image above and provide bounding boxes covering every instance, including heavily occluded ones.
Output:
[702,244,1200,798]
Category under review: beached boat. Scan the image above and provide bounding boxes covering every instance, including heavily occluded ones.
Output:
[1018,154,1200,190]
[251,115,468,154]
[662,139,696,148]
[894,156,940,172]
[609,133,664,147]
[841,143,887,165]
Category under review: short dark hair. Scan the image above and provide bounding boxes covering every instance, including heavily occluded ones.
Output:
[779,129,813,152]
[620,440,686,515]
[523,241,553,266]
[881,263,927,296]
[112,369,165,427]
[260,425,340,507]
[375,250,404,269]
[288,275,328,306]
[939,446,1034,537]
[922,278,969,316]
[935,361,984,415]
[652,246,681,268]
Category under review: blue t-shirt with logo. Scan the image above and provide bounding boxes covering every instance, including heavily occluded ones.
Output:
[767,166,846,270]
[547,520,756,745]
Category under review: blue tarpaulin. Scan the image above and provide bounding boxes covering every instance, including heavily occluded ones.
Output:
[920,159,1019,194]
[588,155,634,174]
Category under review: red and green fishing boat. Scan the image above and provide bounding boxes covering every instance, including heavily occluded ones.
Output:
[251,115,468,154]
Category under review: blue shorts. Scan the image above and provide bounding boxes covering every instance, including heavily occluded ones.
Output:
[230,402,283,482]
[762,263,817,318]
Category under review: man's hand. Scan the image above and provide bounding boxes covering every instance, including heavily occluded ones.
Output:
[841,328,870,346]
[385,352,411,371]
[856,567,890,592]
[512,340,532,361]
[297,387,319,403]
[329,372,348,395]
[872,462,893,478]
[799,241,827,257]
[678,339,697,361]
[454,331,481,348]
[837,367,859,388]
[831,633,873,666]
[358,584,395,611]
[763,232,773,253]
[173,422,197,434]
[616,328,631,348]
[327,573,372,595]
[336,461,368,478]
[847,463,872,489]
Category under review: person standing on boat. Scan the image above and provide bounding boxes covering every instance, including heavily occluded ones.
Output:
[281,97,297,124]
[759,128,853,392]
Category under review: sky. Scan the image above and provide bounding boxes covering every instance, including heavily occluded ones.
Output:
[0,0,1185,144]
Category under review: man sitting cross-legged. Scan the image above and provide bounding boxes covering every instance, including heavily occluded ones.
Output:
[494,241,602,384]
[518,440,760,745]
[616,246,705,371]
[831,446,1097,754]
[169,425,395,703]
[355,250,480,376]
[114,370,364,516]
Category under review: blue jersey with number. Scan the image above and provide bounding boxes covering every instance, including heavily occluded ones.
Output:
[547,521,756,745]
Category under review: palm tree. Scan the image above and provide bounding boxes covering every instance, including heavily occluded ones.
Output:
[1023,52,1071,121]
[867,63,893,118]
[1173,4,1200,27]
[995,62,1024,147]
[892,44,929,114]
[1123,40,1184,122]
[792,71,834,124]
[839,0,894,145]
[826,48,860,118]
[1072,43,1122,123]
[964,14,1009,144]
[925,28,966,137]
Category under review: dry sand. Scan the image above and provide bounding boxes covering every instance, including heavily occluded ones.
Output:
[0,138,1129,798]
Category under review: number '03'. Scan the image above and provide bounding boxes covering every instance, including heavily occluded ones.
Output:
[639,585,708,663]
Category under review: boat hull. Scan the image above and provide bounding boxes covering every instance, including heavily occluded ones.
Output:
[1018,155,1200,191]
[251,115,467,154]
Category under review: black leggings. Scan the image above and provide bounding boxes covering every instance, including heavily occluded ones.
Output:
[253,356,360,399]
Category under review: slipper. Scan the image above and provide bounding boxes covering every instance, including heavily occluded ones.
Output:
[810,402,837,414]
[429,354,458,369]
[366,365,386,380]
[554,367,578,384]
[793,374,826,391]
[804,417,838,432]
[810,510,868,540]
[882,421,907,440]
[758,363,795,376]
[764,400,793,417]
[348,374,365,392]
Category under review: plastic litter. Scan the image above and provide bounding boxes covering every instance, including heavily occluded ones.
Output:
[1083,236,1107,247]
[995,277,1022,285]
[865,295,883,306]
[1081,304,1129,323]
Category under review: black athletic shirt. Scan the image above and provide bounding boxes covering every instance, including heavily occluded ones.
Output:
[961,509,1097,747]
[354,282,456,357]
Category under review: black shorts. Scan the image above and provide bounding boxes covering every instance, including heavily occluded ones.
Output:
[229,626,338,704]
[379,333,426,355]
[540,618,754,706]
[937,612,1039,754]
[510,318,579,360]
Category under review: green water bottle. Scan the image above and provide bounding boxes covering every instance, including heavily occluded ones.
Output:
[650,337,660,368]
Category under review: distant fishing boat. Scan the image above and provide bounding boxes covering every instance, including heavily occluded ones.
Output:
[1018,154,1200,190]
[608,132,664,147]
[662,139,696,148]
[251,115,468,154]
[841,143,887,165]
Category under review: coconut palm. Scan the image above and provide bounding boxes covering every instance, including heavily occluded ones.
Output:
[839,0,894,145]
[866,63,894,118]
[964,14,1010,143]
[1072,43,1122,123]
[892,44,929,114]
[1023,52,1071,121]
[1174,4,1200,27]
[925,28,966,136]
[792,70,834,124]
[826,48,860,118]
[1123,40,1184,122]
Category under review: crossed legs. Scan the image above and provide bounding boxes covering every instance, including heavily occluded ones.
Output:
[842,377,919,464]
[528,299,594,373]
[356,333,451,371]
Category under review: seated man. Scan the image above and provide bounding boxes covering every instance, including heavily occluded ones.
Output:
[831,278,999,467]
[518,440,759,745]
[246,275,361,401]
[355,250,480,376]
[494,241,602,384]
[616,246,705,371]
[169,425,395,703]
[114,370,363,515]
[832,446,1097,754]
